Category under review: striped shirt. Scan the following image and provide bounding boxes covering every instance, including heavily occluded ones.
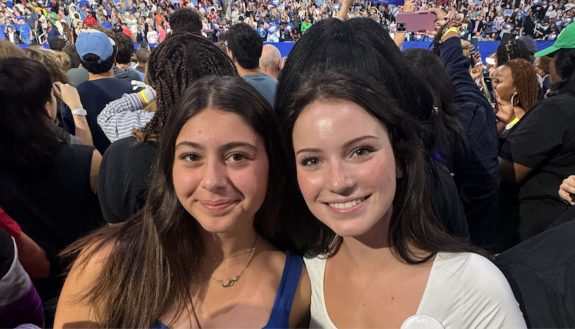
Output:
[97,93,154,143]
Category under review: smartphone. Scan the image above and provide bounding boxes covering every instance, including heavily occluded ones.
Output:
[396,11,437,32]
[482,74,497,109]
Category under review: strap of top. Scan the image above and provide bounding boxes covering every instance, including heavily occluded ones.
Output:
[263,251,303,328]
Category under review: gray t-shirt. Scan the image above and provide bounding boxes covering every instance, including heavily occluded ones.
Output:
[242,73,277,106]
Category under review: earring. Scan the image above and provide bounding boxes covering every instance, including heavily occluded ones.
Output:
[510,94,517,107]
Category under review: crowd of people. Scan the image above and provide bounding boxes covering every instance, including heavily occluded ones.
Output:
[1,0,575,326]
[1,0,573,46]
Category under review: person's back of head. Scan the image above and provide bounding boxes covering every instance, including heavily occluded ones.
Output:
[23,47,69,83]
[227,23,263,70]
[0,57,62,170]
[49,38,67,51]
[497,39,531,67]
[76,29,117,75]
[0,39,27,58]
[135,33,238,142]
[114,31,135,65]
[259,44,281,79]
[169,8,202,33]
[135,47,150,64]
[63,44,82,69]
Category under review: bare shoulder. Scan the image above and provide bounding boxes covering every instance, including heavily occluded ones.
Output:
[53,240,117,328]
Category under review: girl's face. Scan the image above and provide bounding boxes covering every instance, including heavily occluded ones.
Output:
[292,100,401,239]
[173,108,269,234]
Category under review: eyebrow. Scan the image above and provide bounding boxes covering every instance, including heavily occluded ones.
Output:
[175,141,257,153]
[295,135,378,155]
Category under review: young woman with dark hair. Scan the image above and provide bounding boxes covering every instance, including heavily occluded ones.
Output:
[0,57,102,327]
[54,76,311,328]
[275,17,470,240]
[279,69,525,329]
[96,33,238,225]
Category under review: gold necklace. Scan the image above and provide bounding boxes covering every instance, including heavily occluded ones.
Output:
[201,235,258,288]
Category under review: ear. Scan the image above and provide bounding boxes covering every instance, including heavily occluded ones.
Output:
[396,162,404,179]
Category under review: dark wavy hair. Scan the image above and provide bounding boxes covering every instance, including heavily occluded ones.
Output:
[61,75,289,328]
[0,57,63,170]
[134,32,237,142]
[280,70,484,262]
[169,8,202,34]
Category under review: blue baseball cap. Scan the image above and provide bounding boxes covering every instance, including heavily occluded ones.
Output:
[76,29,116,62]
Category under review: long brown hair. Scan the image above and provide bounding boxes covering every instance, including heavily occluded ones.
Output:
[503,58,540,112]
[133,32,237,142]
[61,76,289,328]
[280,70,486,264]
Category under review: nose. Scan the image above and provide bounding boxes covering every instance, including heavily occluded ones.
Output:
[326,160,356,195]
[200,157,228,192]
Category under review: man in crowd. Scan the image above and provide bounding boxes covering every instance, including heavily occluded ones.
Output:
[227,23,277,106]
[61,29,134,154]
[259,44,281,80]
[134,47,149,79]
[113,31,142,83]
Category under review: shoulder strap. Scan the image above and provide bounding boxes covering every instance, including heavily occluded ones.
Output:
[264,251,303,328]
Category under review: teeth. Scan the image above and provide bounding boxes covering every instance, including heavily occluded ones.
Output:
[328,197,366,209]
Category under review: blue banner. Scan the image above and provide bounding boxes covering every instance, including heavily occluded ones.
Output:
[272,0,280,6]
[370,0,404,5]
[267,24,277,34]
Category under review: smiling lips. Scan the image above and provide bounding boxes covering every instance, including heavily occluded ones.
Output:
[199,200,238,211]
[326,196,370,211]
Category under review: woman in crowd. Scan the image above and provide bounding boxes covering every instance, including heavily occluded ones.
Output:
[402,8,500,249]
[96,33,236,225]
[46,20,60,42]
[279,68,525,328]
[276,17,469,240]
[5,26,20,44]
[54,75,311,328]
[493,58,540,134]
[499,24,575,243]
[535,55,553,92]
[0,57,101,327]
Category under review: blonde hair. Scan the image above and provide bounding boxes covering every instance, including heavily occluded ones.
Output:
[23,48,69,83]
[461,40,472,57]
[0,39,27,58]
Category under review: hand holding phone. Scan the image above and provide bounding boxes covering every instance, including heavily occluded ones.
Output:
[396,11,437,32]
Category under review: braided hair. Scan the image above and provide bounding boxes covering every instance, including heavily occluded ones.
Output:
[496,39,531,67]
[135,32,238,142]
[502,59,540,112]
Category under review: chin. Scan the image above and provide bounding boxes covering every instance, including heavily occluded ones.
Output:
[326,220,376,238]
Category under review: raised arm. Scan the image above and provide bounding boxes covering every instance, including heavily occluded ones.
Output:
[97,87,156,143]
[394,0,415,49]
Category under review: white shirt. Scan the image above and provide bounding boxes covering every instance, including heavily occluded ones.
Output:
[304,252,527,329]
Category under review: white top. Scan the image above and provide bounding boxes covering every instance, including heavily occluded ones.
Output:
[304,252,527,329]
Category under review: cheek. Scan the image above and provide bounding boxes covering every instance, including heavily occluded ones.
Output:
[296,170,324,203]
[172,165,202,201]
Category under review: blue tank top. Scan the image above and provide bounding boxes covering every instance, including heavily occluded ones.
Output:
[150,251,303,329]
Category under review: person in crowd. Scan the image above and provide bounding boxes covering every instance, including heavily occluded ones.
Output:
[493,59,540,133]
[54,75,311,328]
[496,38,532,66]
[63,44,81,69]
[259,44,281,80]
[16,16,32,44]
[5,25,20,43]
[534,55,553,92]
[133,47,149,79]
[402,8,500,249]
[169,7,202,34]
[96,33,237,225]
[83,11,96,27]
[0,227,44,328]
[227,23,277,106]
[279,67,525,328]
[60,29,134,154]
[46,20,60,42]
[112,32,143,83]
[497,219,575,328]
[147,24,159,44]
[48,38,66,51]
[0,56,101,327]
[276,17,469,239]
[499,23,575,242]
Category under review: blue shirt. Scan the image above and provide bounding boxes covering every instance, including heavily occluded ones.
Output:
[17,23,31,40]
[47,27,60,41]
[101,21,111,28]
[242,73,277,106]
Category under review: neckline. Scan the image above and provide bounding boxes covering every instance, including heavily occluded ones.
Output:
[155,251,293,329]
[317,252,441,329]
